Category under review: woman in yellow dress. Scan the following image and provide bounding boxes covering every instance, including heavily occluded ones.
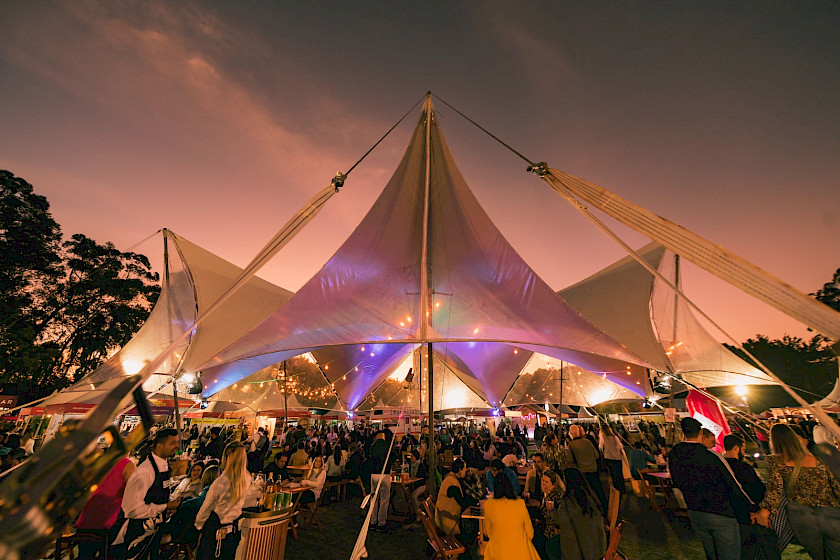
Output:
[484,470,541,560]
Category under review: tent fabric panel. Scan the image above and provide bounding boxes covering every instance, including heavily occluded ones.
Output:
[200,349,316,398]
[170,232,294,374]
[517,344,650,397]
[559,243,671,372]
[433,342,531,407]
[650,251,775,387]
[313,344,415,410]
[72,239,197,392]
[203,119,429,368]
[504,353,642,407]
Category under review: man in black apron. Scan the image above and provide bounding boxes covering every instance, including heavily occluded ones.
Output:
[112,428,180,560]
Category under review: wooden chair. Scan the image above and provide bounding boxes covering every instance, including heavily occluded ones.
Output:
[603,519,627,560]
[355,475,369,498]
[301,493,323,528]
[607,486,620,534]
[639,476,663,513]
[325,479,349,502]
[418,505,466,560]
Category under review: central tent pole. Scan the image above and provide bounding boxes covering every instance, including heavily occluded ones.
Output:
[419,93,437,499]
[283,361,288,427]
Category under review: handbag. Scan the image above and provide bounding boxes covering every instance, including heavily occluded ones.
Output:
[771,459,801,553]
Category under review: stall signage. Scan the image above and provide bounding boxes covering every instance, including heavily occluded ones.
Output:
[44,403,96,415]
[21,406,45,416]
[664,408,676,423]
[0,395,18,408]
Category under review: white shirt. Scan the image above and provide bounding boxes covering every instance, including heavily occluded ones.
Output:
[121,453,169,520]
[195,472,253,529]
[599,434,624,460]
[301,468,327,499]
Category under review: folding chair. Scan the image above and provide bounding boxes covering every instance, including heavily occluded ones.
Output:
[418,506,465,560]
[603,519,627,560]
[301,494,323,528]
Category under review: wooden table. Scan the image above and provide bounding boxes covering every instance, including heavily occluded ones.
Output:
[274,484,310,537]
[388,476,424,525]
[645,471,686,517]
[461,502,486,558]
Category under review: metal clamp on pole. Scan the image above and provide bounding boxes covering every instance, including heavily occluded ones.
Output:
[331,171,346,192]
[526,162,548,176]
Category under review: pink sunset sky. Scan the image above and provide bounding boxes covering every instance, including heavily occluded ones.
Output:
[1,2,838,345]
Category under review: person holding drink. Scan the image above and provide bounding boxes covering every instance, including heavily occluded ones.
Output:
[532,469,565,558]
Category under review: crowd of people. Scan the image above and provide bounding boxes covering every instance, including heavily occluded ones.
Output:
[669,416,840,560]
[5,409,837,560]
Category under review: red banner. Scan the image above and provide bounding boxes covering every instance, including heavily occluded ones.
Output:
[685,389,731,452]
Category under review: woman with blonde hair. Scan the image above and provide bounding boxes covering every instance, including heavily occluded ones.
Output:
[195,441,252,559]
[756,423,840,560]
[299,455,327,506]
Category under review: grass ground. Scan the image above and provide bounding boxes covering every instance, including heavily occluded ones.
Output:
[285,485,812,560]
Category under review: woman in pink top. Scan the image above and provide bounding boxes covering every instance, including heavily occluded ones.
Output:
[75,456,136,559]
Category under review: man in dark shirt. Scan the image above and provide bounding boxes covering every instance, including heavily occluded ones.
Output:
[263,452,290,482]
[722,434,771,559]
[669,417,753,560]
[198,426,224,460]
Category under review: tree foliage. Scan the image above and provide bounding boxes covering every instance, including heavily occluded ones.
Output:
[726,334,837,402]
[813,268,840,313]
[0,170,159,400]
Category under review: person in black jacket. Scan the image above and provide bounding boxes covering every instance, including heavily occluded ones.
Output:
[669,418,754,560]
[199,427,224,460]
[722,434,776,560]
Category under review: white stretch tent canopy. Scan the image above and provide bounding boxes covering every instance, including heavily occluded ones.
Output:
[68,230,293,399]
[51,99,786,418]
[559,243,775,388]
[197,98,653,410]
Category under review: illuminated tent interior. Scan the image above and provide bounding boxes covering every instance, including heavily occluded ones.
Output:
[208,356,339,412]
[196,97,655,412]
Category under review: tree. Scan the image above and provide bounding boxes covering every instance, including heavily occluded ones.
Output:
[813,268,840,313]
[0,170,160,400]
[726,334,837,400]
[34,234,160,388]
[0,170,63,385]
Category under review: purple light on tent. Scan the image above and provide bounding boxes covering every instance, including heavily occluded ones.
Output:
[312,343,415,410]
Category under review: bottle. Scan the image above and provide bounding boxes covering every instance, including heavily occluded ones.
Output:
[265,473,276,510]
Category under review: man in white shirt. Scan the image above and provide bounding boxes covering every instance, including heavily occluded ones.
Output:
[112,428,180,560]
